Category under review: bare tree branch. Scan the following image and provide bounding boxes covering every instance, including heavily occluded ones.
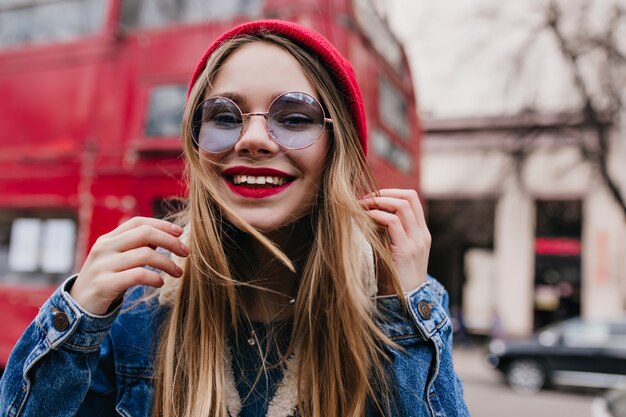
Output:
[541,0,626,218]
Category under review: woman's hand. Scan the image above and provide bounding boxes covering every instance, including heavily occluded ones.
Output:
[361,189,431,295]
[70,217,189,315]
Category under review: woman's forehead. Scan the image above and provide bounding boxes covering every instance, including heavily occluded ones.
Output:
[207,41,320,103]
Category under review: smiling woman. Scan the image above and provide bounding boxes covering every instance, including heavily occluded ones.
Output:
[0,20,469,417]
[194,41,329,232]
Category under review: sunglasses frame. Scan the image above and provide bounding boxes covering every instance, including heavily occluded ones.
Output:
[192,91,333,153]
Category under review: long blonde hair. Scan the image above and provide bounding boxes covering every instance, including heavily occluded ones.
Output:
[152,32,403,417]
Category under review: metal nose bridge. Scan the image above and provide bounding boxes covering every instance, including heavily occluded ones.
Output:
[243,112,269,119]
[240,112,272,136]
[242,112,269,124]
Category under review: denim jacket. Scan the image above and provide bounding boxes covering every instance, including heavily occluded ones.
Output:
[0,275,469,417]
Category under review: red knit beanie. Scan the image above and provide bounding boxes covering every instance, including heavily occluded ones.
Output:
[188,19,368,155]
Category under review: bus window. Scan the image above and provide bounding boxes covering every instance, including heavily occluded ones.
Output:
[371,129,413,174]
[353,0,403,73]
[379,75,410,140]
[40,219,76,274]
[0,0,107,48]
[0,213,76,285]
[7,218,40,273]
[145,84,187,138]
[121,0,265,29]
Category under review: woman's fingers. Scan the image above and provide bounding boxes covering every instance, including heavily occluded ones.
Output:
[109,247,183,278]
[106,224,189,258]
[364,209,409,244]
[360,196,420,237]
[71,216,188,315]
[361,189,431,293]
[361,189,431,247]
[364,189,427,230]
[109,268,166,294]
[364,206,430,258]
[102,216,183,239]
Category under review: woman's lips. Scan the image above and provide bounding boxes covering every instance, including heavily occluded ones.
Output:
[222,166,295,199]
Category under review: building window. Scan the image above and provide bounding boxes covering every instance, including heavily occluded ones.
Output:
[0,0,107,48]
[371,129,412,174]
[379,75,410,140]
[145,84,187,138]
[0,211,76,285]
[121,0,265,29]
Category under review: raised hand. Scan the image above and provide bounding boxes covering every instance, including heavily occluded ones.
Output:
[361,189,431,295]
[70,217,189,315]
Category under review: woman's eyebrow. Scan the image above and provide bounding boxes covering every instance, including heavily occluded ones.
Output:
[211,92,248,107]
[269,92,282,102]
[208,91,288,108]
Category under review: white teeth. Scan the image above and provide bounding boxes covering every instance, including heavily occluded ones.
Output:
[232,175,288,186]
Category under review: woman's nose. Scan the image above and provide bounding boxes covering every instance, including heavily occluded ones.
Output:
[233,115,280,156]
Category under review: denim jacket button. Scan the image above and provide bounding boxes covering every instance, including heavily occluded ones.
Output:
[417,300,432,320]
[53,310,69,331]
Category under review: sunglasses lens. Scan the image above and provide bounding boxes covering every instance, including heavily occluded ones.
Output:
[268,92,326,148]
[195,98,242,152]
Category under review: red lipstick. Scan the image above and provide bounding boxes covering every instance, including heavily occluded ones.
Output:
[222,166,295,199]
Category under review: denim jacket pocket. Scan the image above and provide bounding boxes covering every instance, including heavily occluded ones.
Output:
[115,366,154,417]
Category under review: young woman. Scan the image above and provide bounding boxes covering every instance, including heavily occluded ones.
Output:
[0,20,469,417]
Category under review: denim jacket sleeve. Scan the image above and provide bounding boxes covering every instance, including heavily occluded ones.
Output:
[0,276,121,417]
[375,276,470,417]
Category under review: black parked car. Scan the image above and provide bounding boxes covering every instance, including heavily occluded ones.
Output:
[487,317,626,394]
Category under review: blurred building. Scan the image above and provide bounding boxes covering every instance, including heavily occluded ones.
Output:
[387,0,626,336]
[423,113,625,337]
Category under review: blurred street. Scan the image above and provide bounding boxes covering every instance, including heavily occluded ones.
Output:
[453,346,596,417]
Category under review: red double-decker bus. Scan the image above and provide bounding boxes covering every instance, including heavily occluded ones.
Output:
[0,0,421,370]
